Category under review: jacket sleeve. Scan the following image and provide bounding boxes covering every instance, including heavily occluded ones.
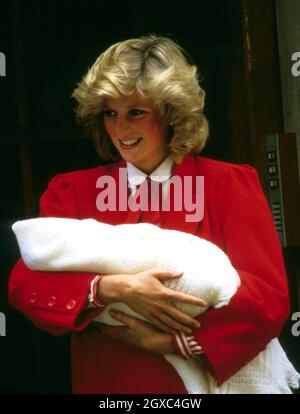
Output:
[8,173,101,336]
[194,164,290,385]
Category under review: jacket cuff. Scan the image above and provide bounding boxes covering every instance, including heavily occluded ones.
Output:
[172,332,204,359]
[87,275,107,309]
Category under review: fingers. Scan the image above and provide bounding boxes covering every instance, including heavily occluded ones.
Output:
[149,270,207,307]
[109,309,190,336]
[150,269,183,281]
[146,315,178,335]
[100,309,200,340]
[163,306,201,331]
[110,310,176,335]
[153,312,194,335]
[167,289,208,308]
[108,309,134,328]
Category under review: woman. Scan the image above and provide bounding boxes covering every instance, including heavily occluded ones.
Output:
[8,35,290,393]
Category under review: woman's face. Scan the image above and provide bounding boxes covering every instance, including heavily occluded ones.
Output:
[103,92,169,174]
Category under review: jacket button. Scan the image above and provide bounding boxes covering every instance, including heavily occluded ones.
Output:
[48,296,56,308]
[30,291,38,304]
[66,299,77,310]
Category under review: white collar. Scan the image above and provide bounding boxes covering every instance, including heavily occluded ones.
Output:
[127,157,173,186]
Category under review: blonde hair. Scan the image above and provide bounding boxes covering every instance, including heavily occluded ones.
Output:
[72,35,209,163]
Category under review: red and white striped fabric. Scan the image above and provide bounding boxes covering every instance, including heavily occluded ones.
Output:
[173,332,204,359]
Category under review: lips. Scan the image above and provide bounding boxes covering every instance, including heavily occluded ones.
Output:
[119,137,143,149]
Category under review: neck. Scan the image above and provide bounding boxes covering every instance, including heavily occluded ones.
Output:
[133,156,169,175]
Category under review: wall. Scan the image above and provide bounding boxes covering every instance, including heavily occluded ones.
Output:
[276,0,300,179]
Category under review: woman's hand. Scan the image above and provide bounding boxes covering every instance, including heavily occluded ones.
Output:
[92,309,177,355]
[97,269,206,335]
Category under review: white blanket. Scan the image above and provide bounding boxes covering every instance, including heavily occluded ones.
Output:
[12,218,300,394]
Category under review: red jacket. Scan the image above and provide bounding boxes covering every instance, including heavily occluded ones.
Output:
[8,156,290,393]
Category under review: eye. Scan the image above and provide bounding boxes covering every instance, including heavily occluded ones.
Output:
[103,109,116,117]
[128,109,145,116]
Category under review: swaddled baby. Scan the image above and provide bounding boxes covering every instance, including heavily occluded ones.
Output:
[12,218,300,394]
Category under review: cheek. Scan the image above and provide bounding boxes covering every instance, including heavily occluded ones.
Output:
[152,114,168,137]
[149,123,168,145]
[104,119,114,137]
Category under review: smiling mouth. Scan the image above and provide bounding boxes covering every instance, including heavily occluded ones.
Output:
[119,137,143,149]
